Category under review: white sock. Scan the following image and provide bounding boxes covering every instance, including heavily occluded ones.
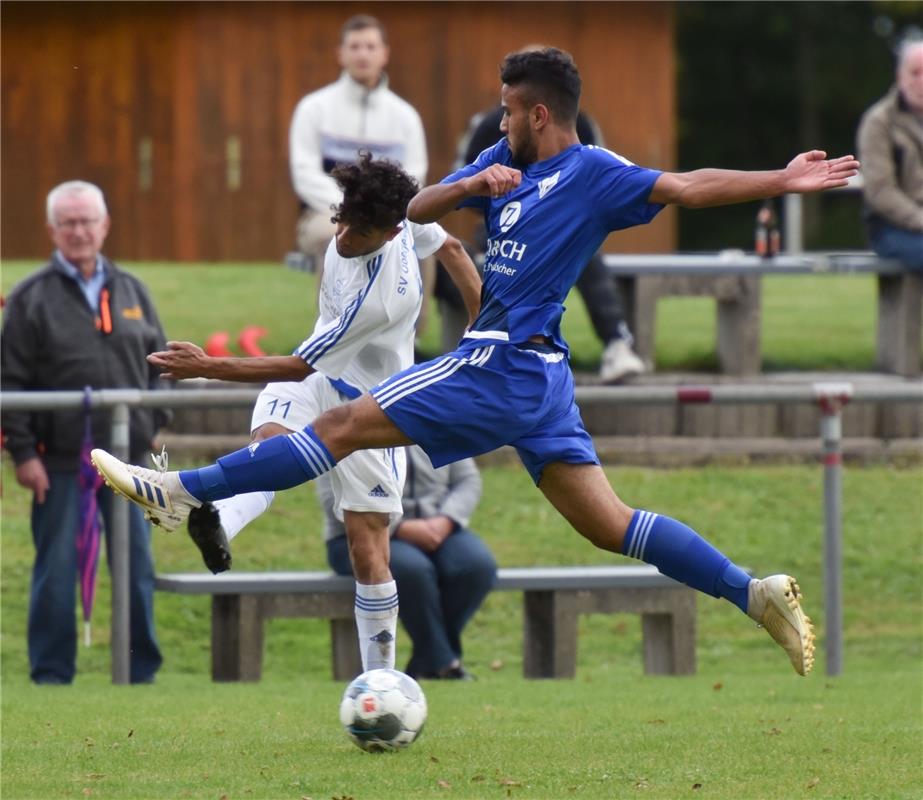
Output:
[212,491,275,541]
[354,580,399,671]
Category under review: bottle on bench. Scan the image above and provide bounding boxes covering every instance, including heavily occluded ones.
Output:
[755,200,780,259]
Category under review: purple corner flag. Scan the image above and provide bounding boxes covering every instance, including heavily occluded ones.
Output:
[76,386,103,646]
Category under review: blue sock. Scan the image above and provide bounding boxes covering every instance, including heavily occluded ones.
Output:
[623,509,752,613]
[178,427,336,502]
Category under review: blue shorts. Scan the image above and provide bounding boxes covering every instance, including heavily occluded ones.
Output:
[371,340,599,484]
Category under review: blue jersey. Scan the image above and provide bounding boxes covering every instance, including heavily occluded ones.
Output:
[442,140,663,352]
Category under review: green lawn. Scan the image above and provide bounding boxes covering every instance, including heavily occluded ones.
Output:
[2,259,921,797]
[0,260,905,372]
[2,461,921,799]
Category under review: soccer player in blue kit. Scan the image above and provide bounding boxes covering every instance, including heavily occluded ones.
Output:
[93,48,861,676]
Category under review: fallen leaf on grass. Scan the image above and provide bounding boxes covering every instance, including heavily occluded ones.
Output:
[430,755,440,763]
[712,682,723,691]
[127,729,133,738]
[647,719,666,725]
[692,783,703,790]
[765,727,783,736]
[490,659,503,671]
[806,777,820,789]
[634,777,650,789]
[437,780,451,789]
[499,778,521,787]
[470,774,486,783]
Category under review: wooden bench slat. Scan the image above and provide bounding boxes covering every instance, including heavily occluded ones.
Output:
[155,565,682,595]
[603,252,906,276]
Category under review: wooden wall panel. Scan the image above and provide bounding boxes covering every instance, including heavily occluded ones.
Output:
[1,1,675,261]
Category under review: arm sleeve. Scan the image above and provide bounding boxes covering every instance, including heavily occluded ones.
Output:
[586,147,665,231]
[434,458,482,528]
[289,95,343,214]
[439,139,508,212]
[408,221,448,259]
[857,108,923,232]
[0,291,40,464]
[292,266,392,378]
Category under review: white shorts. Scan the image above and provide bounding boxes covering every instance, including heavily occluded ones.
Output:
[251,374,406,519]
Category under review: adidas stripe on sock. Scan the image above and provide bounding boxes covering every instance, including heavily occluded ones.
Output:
[354,581,399,671]
[179,426,335,502]
[623,509,752,613]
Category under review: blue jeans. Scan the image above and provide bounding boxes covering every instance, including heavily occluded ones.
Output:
[327,528,497,675]
[28,471,162,684]
[869,221,923,271]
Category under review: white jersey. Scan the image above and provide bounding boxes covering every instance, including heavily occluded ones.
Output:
[293,220,447,397]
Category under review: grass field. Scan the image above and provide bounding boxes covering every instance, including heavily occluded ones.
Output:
[2,459,921,799]
[0,260,908,372]
[2,260,921,798]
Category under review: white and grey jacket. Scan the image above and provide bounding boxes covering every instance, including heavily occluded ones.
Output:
[289,72,428,215]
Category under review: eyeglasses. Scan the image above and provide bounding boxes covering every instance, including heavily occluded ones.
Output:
[53,218,103,231]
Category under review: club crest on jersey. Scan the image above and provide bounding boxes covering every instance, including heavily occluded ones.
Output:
[498,201,522,233]
[538,170,560,199]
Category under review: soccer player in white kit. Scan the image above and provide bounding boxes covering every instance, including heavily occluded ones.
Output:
[145,154,481,670]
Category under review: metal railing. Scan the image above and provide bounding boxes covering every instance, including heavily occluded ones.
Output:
[3,379,921,679]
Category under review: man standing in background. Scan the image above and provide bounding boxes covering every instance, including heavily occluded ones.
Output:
[2,180,167,684]
[289,14,434,325]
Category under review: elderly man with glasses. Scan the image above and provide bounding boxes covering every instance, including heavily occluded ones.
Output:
[1,180,169,684]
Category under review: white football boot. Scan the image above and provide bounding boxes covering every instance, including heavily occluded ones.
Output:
[91,447,201,532]
[747,574,816,675]
[599,339,646,384]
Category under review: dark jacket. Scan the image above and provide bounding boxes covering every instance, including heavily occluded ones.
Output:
[1,254,170,470]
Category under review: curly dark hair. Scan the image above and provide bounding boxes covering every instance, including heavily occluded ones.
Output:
[330,152,419,231]
[499,47,581,124]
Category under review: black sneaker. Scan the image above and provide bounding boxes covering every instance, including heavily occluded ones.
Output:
[412,662,476,681]
[186,502,232,574]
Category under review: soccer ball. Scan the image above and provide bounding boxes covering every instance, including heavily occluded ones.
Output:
[339,668,427,752]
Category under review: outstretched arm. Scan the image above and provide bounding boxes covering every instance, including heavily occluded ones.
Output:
[408,164,522,223]
[649,150,860,208]
[434,234,482,326]
[148,341,312,383]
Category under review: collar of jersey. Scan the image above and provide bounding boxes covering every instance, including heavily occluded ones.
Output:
[523,143,582,175]
[346,238,391,266]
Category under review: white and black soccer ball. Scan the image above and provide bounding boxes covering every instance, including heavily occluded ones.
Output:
[339,668,427,752]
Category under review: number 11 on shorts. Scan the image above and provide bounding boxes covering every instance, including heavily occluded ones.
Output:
[266,398,292,419]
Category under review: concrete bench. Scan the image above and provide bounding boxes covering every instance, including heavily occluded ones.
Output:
[604,252,921,377]
[155,565,696,681]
